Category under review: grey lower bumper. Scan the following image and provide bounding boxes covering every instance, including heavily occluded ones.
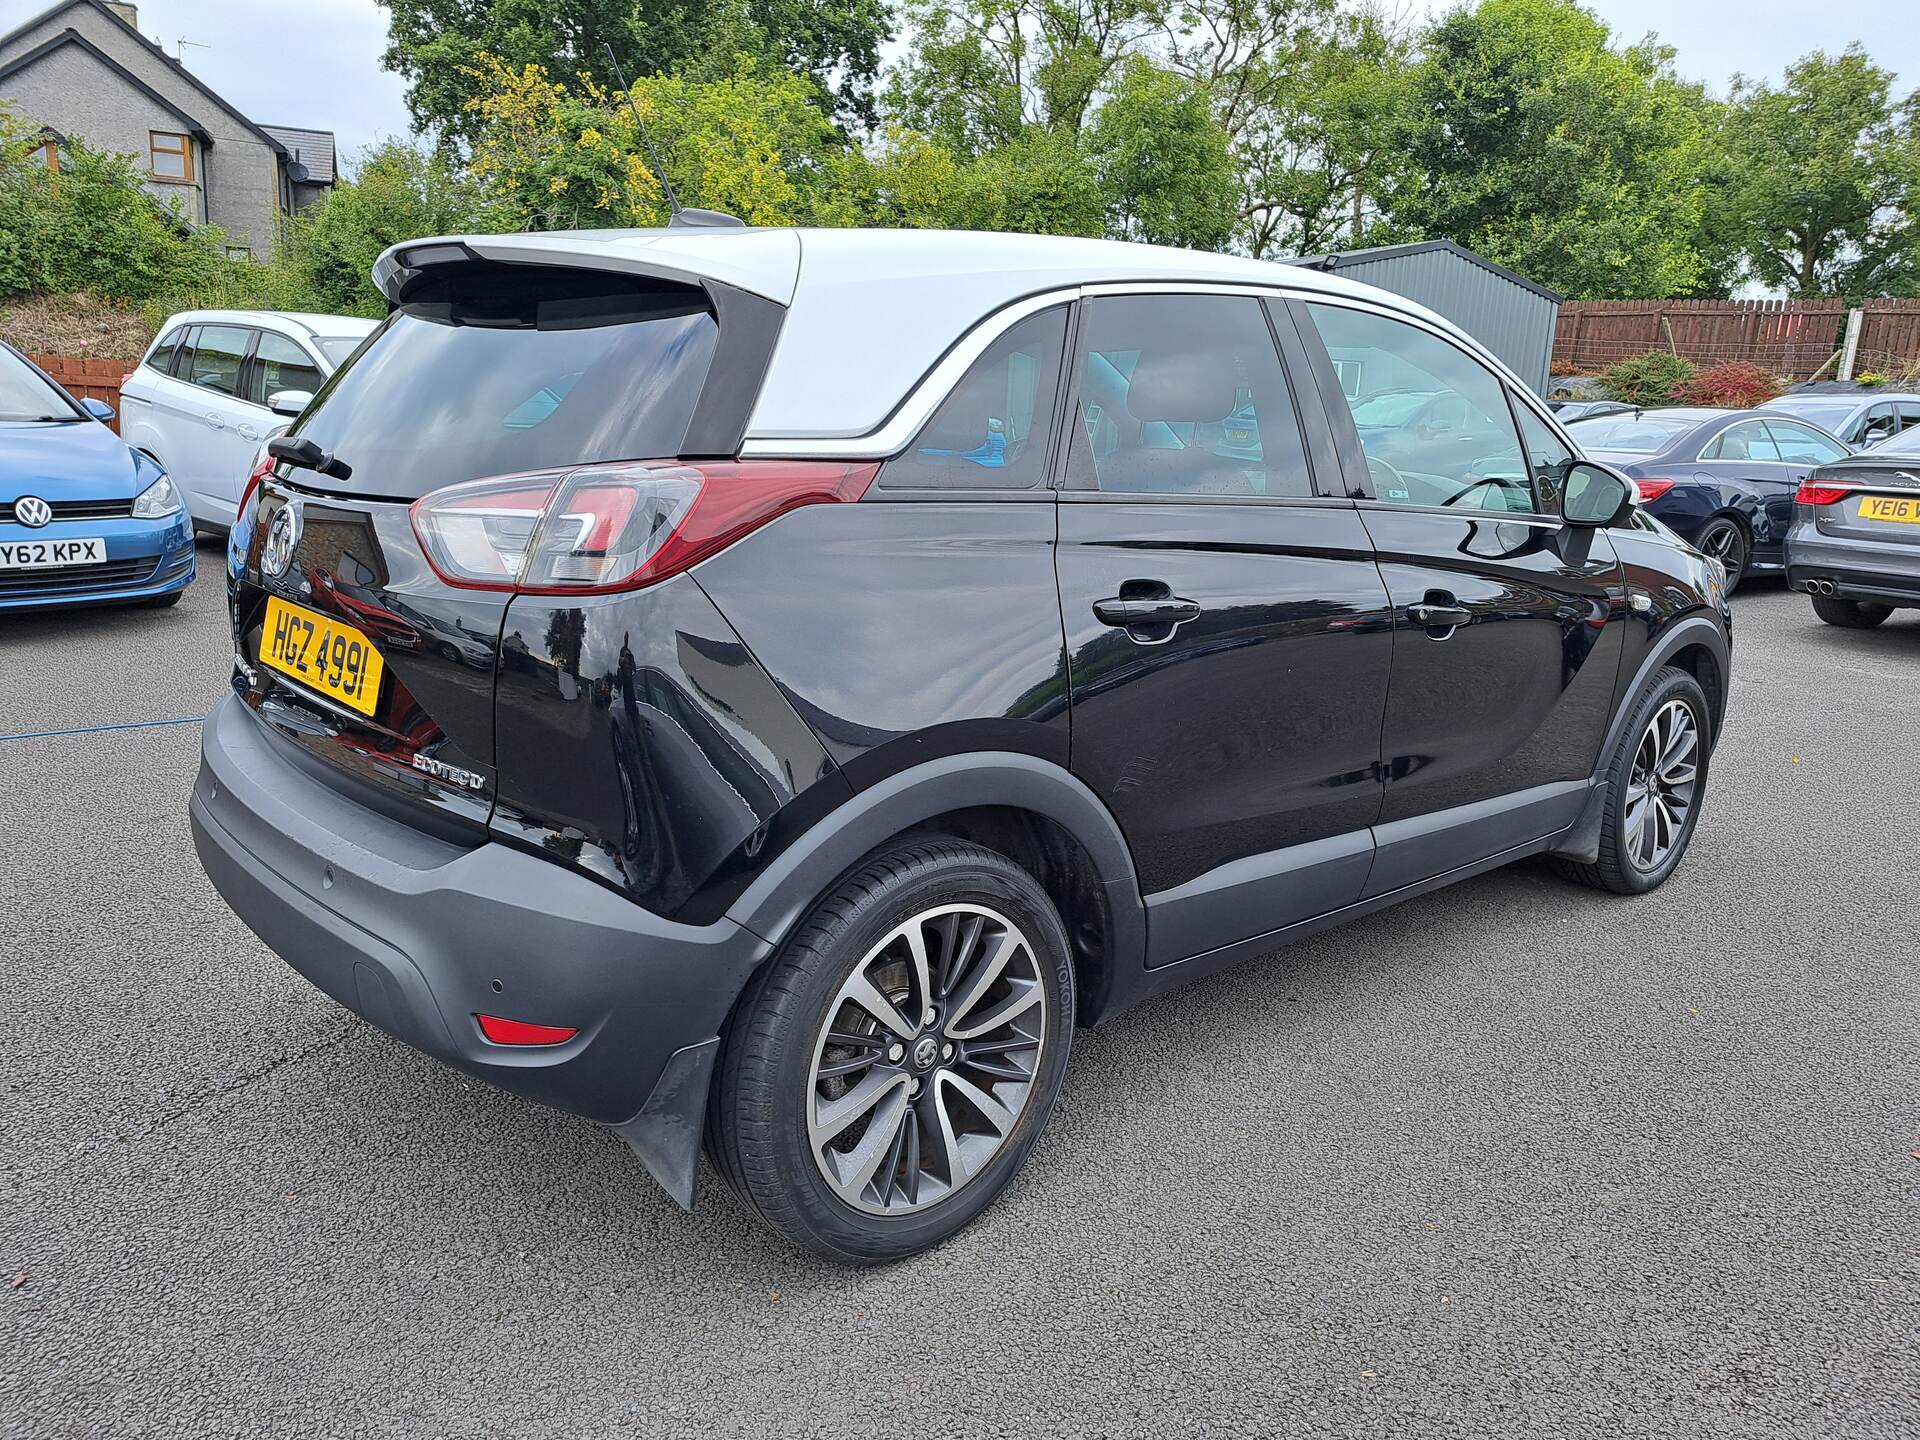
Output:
[189,692,770,1207]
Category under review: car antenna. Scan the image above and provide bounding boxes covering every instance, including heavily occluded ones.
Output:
[600,44,745,229]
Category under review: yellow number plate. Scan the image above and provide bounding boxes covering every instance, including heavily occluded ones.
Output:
[260,595,385,716]
[1859,494,1920,524]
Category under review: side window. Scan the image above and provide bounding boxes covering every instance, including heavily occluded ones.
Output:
[183,324,250,398]
[248,331,324,405]
[1066,294,1310,497]
[1763,419,1848,466]
[1707,421,1780,462]
[1856,405,1896,446]
[881,307,1068,490]
[1305,303,1533,513]
[1896,402,1920,432]
[1513,399,1575,513]
[148,326,188,376]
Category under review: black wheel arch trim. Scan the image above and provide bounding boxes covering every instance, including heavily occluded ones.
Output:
[1551,611,1729,864]
[722,750,1150,1010]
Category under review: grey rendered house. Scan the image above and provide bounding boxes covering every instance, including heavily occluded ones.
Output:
[0,0,335,258]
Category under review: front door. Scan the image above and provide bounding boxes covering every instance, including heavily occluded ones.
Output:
[1055,291,1394,965]
[1297,300,1625,896]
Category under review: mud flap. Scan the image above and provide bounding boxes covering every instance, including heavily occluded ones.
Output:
[611,1038,721,1210]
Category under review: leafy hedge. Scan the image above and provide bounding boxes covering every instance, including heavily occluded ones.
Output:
[1596,350,1697,405]
[1672,360,1784,407]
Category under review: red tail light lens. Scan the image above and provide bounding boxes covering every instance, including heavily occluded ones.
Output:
[1795,480,1852,505]
[1633,477,1676,503]
[410,459,879,595]
[238,448,275,522]
[475,1014,579,1046]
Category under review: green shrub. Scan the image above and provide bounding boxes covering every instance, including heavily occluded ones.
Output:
[1855,371,1888,387]
[1596,350,1697,405]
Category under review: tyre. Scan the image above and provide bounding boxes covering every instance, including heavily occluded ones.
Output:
[708,838,1075,1262]
[1811,594,1893,629]
[1556,666,1711,895]
[1694,517,1749,595]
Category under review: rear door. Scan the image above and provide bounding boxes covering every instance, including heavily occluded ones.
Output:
[174,323,266,518]
[1055,289,1393,965]
[1297,299,1625,895]
[1760,419,1849,554]
[1695,418,1797,558]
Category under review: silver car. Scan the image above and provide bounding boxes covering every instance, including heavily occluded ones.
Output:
[1761,391,1920,450]
[1786,424,1920,628]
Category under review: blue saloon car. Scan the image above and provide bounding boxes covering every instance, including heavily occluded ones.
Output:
[1563,406,1851,594]
[0,342,193,613]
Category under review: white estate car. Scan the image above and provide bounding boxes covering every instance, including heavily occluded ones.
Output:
[119,311,378,530]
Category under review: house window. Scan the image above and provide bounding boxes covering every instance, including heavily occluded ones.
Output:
[225,245,252,261]
[149,131,192,182]
[33,141,59,172]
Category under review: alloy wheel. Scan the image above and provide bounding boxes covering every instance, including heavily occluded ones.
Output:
[1624,698,1699,871]
[1698,521,1746,586]
[806,903,1047,1216]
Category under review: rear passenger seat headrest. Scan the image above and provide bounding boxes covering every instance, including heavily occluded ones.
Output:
[1125,350,1238,425]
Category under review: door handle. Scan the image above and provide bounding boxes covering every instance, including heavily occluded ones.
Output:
[1093,596,1202,628]
[204,412,226,430]
[236,423,261,441]
[1407,595,1472,636]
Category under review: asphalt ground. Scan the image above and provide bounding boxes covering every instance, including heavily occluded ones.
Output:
[2,541,1916,1437]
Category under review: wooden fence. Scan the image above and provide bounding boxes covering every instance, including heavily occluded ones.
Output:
[1553,298,1920,380]
[30,353,129,432]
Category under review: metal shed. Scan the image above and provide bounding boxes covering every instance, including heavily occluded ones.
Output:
[1287,240,1563,394]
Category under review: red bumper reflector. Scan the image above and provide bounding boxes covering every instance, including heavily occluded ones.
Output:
[475,1014,579,1046]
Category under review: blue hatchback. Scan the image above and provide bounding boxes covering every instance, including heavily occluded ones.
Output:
[0,342,194,613]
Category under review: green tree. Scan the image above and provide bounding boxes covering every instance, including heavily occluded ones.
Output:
[1386,0,1720,298]
[377,0,892,148]
[288,139,511,315]
[462,55,862,229]
[1218,4,1416,258]
[1088,56,1237,248]
[1721,47,1920,297]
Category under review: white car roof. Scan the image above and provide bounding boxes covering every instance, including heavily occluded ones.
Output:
[156,310,380,338]
[375,227,1492,443]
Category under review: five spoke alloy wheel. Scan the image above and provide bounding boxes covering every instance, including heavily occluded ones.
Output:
[807,903,1047,1215]
[1623,698,1699,873]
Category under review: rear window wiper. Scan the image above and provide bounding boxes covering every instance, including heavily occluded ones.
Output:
[268,436,353,482]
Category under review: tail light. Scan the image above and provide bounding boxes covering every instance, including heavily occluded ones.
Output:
[410,459,878,595]
[238,447,274,522]
[1795,479,1853,506]
[1633,477,1676,503]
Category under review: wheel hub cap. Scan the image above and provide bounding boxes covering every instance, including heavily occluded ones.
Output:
[1625,698,1699,872]
[806,903,1047,1216]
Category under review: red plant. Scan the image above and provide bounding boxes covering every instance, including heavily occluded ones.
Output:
[1672,361,1784,408]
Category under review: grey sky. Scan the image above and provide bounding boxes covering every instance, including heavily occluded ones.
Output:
[3,0,1912,179]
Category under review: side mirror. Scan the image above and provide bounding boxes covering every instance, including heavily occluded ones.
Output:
[267,389,314,418]
[1562,461,1635,527]
[81,396,115,423]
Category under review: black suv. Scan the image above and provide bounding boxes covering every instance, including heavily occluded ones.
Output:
[191,229,1732,1262]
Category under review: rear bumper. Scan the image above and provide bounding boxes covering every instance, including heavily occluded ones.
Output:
[188,691,771,1206]
[1787,528,1920,607]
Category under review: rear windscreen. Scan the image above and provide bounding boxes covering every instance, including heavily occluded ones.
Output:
[289,266,719,499]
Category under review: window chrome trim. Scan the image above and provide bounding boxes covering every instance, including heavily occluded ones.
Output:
[741,288,1079,457]
[742,278,1564,463]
